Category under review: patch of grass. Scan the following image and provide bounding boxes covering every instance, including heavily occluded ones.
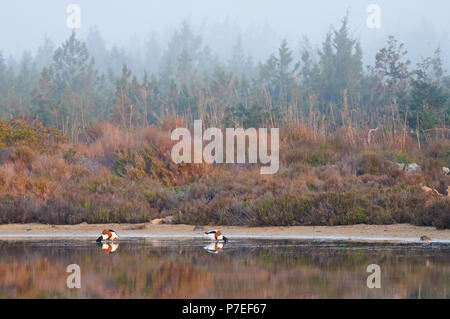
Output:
[356,151,392,176]
[63,149,77,163]
[414,198,450,229]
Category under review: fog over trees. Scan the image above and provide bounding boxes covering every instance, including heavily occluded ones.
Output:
[0,1,448,140]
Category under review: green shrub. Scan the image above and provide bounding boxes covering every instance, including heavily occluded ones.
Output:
[0,119,64,150]
[356,151,391,175]
[253,198,295,226]
[14,146,35,166]
[393,150,413,164]
[414,199,450,229]
[63,149,77,163]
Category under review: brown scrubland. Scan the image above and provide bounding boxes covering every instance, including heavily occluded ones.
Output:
[0,118,448,229]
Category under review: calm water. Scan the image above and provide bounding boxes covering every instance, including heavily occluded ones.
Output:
[0,238,449,298]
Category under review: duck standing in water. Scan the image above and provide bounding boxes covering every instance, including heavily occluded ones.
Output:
[96,229,120,243]
[204,230,228,243]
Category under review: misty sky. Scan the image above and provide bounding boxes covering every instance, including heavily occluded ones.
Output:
[1,0,449,67]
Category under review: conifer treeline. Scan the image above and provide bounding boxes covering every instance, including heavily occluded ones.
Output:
[0,17,448,142]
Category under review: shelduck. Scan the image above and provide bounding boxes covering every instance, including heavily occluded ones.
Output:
[203,242,224,254]
[101,243,119,254]
[96,229,120,242]
[204,230,228,243]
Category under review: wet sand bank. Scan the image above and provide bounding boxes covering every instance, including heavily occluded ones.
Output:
[0,223,449,243]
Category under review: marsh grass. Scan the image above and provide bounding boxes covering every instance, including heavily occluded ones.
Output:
[0,120,448,228]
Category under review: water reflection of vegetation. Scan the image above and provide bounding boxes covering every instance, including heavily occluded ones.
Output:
[0,240,448,298]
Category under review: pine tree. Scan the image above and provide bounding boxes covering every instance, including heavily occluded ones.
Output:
[16,51,39,101]
[35,35,55,71]
[31,68,60,127]
[373,36,411,98]
[86,27,109,73]
[144,32,161,76]
[409,49,448,130]
[51,31,93,95]
[111,65,134,128]
[317,15,363,111]
[229,36,246,76]
[259,39,299,106]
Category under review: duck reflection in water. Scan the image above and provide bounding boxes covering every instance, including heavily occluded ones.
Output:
[203,242,225,254]
[98,242,119,254]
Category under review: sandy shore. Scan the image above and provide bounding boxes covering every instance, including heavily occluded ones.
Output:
[0,223,449,243]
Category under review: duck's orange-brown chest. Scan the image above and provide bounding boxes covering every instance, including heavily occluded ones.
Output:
[102,229,112,238]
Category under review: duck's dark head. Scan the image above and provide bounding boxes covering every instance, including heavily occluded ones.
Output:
[96,236,103,243]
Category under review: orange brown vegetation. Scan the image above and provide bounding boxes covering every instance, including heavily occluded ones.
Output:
[0,119,448,228]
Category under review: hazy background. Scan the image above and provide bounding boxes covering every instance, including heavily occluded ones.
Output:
[1,0,449,69]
